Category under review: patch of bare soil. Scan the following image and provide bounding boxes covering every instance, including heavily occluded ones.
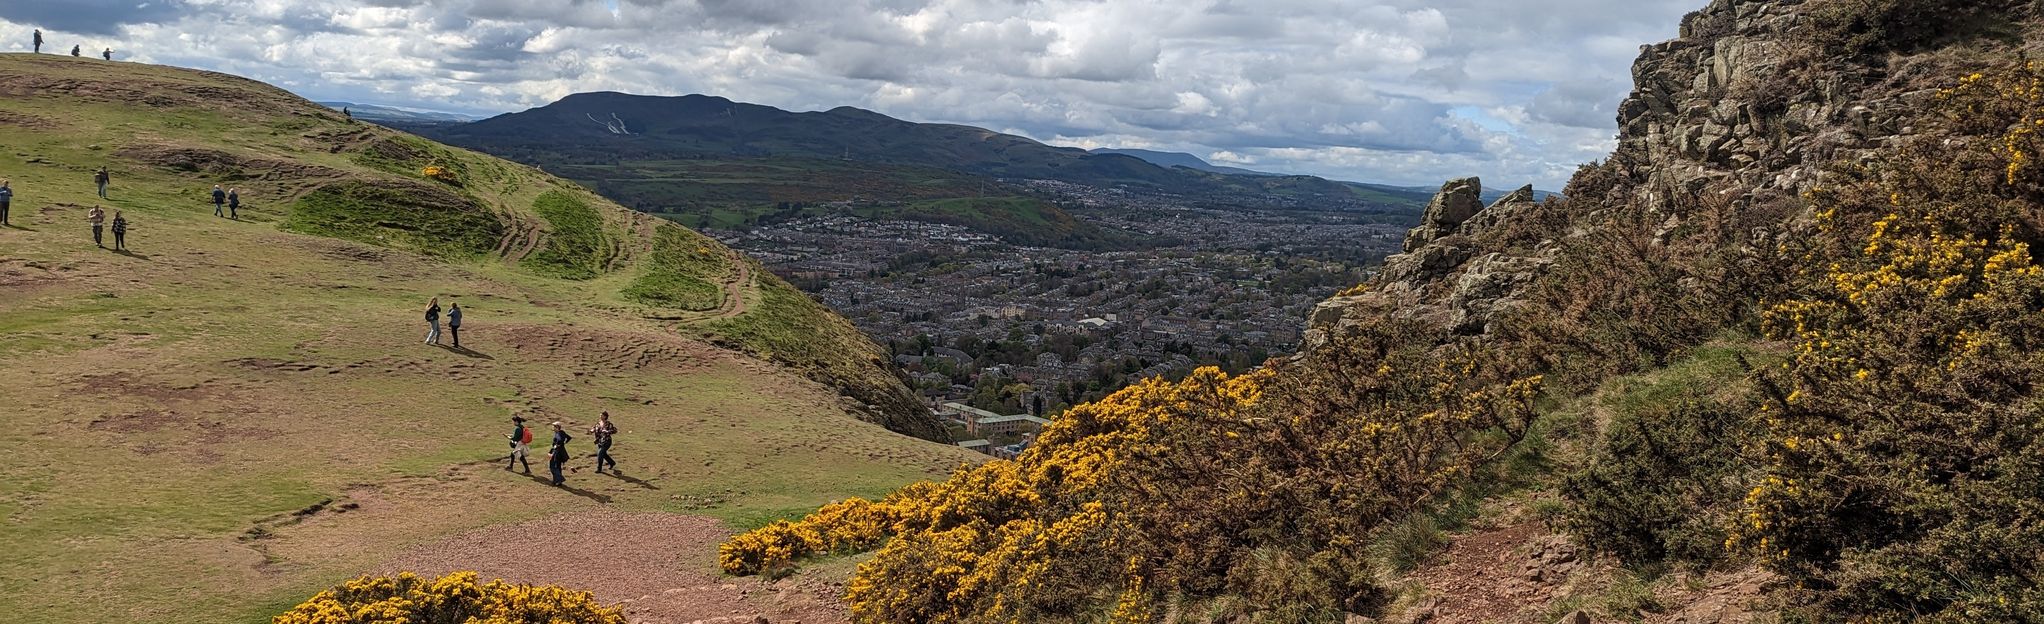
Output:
[500,323,725,373]
[377,509,850,624]
[1395,523,1586,624]
[1647,570,1775,624]
[0,109,58,129]
[74,371,232,402]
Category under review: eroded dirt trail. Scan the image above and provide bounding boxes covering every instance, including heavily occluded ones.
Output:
[378,510,851,624]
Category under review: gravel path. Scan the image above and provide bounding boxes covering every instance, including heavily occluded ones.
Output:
[377,509,850,624]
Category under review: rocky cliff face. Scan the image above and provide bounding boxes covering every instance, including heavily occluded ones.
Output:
[1306,0,1959,349]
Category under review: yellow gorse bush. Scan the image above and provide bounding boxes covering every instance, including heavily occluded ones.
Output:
[272,571,625,624]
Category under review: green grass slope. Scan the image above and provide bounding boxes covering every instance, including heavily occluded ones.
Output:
[0,53,972,624]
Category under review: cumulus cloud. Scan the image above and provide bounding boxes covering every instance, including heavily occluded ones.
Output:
[0,0,1702,187]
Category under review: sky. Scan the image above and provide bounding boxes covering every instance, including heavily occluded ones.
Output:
[0,0,1701,189]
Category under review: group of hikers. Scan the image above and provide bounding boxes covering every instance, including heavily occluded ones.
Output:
[423,297,464,348]
[31,29,114,60]
[508,412,620,487]
[0,169,263,251]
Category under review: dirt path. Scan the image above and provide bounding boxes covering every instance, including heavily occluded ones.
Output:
[709,254,754,320]
[377,509,850,624]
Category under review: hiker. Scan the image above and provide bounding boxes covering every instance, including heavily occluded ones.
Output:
[211,185,226,217]
[546,422,572,487]
[94,167,109,199]
[342,107,352,123]
[505,416,532,473]
[446,302,462,348]
[70,45,79,57]
[110,211,127,251]
[424,297,442,345]
[32,30,41,54]
[87,205,105,247]
[227,188,240,219]
[102,48,112,61]
[590,412,618,474]
[0,180,12,226]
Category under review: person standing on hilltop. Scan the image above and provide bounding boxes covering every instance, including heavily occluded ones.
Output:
[424,297,442,345]
[0,180,13,226]
[590,411,618,474]
[110,211,128,251]
[94,167,109,199]
[102,48,112,61]
[211,185,226,217]
[446,302,463,348]
[546,421,573,487]
[506,416,532,474]
[226,187,240,219]
[87,205,105,247]
[70,45,79,57]
[32,30,42,54]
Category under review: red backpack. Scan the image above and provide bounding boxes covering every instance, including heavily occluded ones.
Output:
[520,427,534,444]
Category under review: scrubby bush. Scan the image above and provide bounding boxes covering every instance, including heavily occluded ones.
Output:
[272,571,625,624]
[1725,62,2044,622]
[1565,390,1759,570]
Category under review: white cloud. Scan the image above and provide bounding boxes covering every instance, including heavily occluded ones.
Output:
[0,0,1702,187]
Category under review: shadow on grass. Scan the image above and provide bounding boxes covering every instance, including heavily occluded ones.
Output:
[113,249,153,261]
[524,471,613,504]
[439,343,494,360]
[603,470,658,490]
[3,223,35,231]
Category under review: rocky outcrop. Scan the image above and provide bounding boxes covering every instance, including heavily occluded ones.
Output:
[1404,177,1485,252]
[1307,0,1949,351]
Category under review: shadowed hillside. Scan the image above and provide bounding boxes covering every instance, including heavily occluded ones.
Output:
[0,53,973,624]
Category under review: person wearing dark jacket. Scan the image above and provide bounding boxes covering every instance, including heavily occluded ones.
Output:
[0,179,12,226]
[110,211,128,251]
[94,167,109,199]
[70,45,79,57]
[211,185,226,217]
[505,416,531,473]
[424,297,442,345]
[446,303,463,348]
[546,422,572,486]
[102,48,112,61]
[226,188,240,219]
[33,30,41,54]
[590,412,618,474]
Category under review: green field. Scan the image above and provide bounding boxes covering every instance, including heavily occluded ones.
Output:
[0,54,972,623]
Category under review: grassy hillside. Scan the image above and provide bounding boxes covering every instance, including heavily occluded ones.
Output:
[0,53,974,624]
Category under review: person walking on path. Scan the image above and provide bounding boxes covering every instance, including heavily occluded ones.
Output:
[102,48,112,61]
[546,422,572,487]
[505,416,532,473]
[87,206,105,247]
[446,302,463,348]
[590,412,618,474]
[212,185,226,217]
[0,180,12,226]
[227,188,240,219]
[424,297,442,345]
[94,167,110,199]
[110,211,128,251]
[32,30,42,54]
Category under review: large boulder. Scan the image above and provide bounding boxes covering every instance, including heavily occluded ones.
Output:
[1403,177,1484,252]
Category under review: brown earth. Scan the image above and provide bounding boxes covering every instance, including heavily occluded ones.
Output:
[378,509,852,624]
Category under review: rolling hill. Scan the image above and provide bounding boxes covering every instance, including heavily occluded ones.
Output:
[415,92,1429,240]
[0,53,973,624]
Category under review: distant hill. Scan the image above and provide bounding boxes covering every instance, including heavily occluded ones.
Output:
[1088,148,1277,177]
[417,92,1430,226]
[318,101,483,125]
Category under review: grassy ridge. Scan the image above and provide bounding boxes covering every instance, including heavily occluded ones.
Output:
[0,53,969,624]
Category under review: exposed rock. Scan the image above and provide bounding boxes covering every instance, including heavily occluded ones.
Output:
[1555,610,1593,624]
[1403,177,1484,252]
